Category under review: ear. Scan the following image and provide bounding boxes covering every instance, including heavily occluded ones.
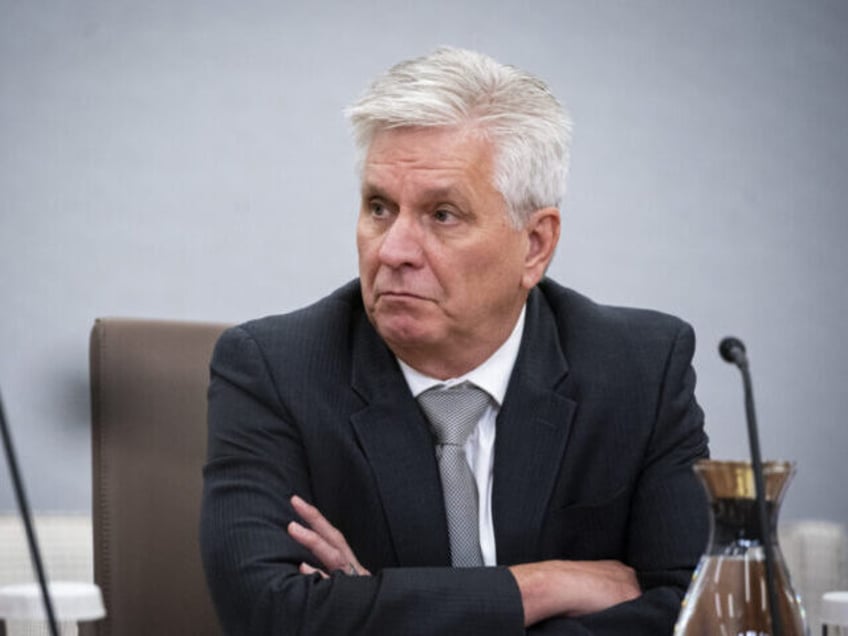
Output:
[521,207,560,290]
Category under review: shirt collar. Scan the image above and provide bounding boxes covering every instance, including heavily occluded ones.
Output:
[397,305,526,407]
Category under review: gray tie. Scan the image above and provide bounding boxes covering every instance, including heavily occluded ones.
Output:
[417,382,490,567]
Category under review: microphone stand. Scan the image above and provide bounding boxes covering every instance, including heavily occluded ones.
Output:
[0,390,60,636]
[720,339,783,636]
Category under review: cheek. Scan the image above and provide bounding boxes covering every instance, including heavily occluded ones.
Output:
[357,245,379,305]
[467,238,526,281]
[356,233,377,271]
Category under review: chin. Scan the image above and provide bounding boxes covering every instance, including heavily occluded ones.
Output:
[373,316,440,351]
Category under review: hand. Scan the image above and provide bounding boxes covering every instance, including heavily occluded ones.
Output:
[509,560,641,627]
[287,495,371,578]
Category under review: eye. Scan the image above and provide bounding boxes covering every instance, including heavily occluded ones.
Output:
[369,199,389,217]
[432,208,458,224]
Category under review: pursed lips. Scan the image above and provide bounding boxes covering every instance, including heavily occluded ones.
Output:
[376,290,432,302]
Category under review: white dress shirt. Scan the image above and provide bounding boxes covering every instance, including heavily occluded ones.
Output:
[397,307,526,566]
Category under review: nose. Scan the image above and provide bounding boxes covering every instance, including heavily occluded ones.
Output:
[377,211,424,269]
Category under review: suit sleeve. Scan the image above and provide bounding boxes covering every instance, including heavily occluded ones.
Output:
[199,325,526,636]
[527,322,710,635]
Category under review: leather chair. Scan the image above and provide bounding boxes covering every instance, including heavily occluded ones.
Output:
[86,318,229,636]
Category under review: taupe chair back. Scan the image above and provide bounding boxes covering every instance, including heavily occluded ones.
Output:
[87,318,229,636]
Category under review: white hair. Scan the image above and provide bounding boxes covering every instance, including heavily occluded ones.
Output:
[345,47,573,227]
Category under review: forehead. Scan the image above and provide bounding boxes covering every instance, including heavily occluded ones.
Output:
[362,127,496,195]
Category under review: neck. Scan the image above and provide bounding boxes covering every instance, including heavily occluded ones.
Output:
[393,347,492,381]
[390,306,525,381]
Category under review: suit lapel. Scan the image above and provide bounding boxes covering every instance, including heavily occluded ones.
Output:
[493,287,577,565]
[348,313,451,567]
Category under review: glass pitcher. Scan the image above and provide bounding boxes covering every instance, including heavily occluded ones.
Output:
[674,459,808,635]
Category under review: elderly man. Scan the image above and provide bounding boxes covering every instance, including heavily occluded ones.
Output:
[200,48,709,635]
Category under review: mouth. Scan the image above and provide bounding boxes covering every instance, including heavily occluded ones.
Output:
[376,291,430,302]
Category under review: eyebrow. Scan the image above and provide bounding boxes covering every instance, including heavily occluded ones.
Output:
[360,182,391,199]
[361,182,471,208]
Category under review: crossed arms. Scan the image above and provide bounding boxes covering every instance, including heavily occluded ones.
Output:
[288,494,641,626]
[200,303,709,635]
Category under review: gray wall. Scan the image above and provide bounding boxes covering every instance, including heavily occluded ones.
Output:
[2,1,847,528]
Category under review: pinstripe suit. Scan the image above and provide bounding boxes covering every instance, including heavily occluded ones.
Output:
[200,278,709,635]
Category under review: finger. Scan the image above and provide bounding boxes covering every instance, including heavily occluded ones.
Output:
[291,495,350,549]
[288,520,346,571]
[290,496,371,576]
[299,562,329,579]
[289,523,372,577]
[290,496,367,570]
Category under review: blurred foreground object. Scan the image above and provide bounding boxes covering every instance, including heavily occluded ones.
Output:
[782,520,848,631]
[0,582,103,636]
[821,591,848,635]
[674,460,808,635]
[0,515,101,636]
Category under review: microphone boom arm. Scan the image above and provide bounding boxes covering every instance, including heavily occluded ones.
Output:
[719,337,784,636]
[0,391,60,636]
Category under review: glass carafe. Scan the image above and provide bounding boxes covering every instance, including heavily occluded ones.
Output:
[674,459,808,635]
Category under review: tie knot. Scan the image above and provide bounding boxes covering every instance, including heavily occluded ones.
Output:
[417,382,491,446]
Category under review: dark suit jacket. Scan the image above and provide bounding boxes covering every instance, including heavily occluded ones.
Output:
[200,278,709,635]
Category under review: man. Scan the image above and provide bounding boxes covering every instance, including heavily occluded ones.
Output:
[200,48,709,635]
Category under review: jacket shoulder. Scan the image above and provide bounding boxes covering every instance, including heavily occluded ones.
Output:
[212,280,364,382]
[536,278,695,362]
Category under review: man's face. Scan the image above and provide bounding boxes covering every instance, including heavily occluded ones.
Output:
[356,126,555,377]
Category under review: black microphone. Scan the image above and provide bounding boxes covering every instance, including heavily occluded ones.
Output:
[719,336,748,368]
[0,389,60,636]
[718,337,783,636]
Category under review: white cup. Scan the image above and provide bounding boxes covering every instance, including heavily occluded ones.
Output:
[822,591,848,635]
